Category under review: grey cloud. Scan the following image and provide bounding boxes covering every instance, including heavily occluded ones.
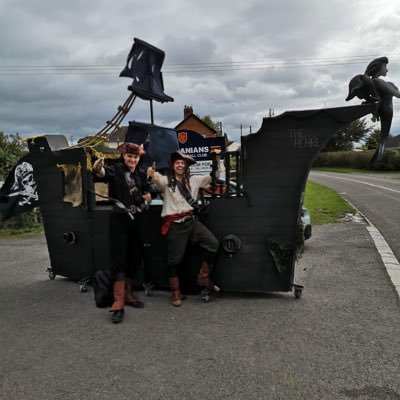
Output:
[1,0,400,143]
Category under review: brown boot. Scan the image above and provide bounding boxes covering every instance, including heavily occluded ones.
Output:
[110,280,125,323]
[197,262,221,292]
[169,276,182,307]
[125,278,144,308]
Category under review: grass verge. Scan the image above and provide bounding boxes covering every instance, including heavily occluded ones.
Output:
[304,180,354,225]
[0,225,44,238]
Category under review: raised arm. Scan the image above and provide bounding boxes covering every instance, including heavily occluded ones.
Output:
[147,164,167,191]
[373,78,400,98]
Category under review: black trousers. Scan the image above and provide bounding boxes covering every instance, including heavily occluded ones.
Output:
[166,217,219,277]
[109,213,143,281]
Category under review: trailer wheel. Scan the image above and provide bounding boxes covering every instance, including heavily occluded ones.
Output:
[294,287,302,299]
[201,288,211,302]
[143,282,154,297]
[47,268,55,280]
[80,284,88,293]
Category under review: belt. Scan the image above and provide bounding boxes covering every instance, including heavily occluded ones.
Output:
[161,211,194,235]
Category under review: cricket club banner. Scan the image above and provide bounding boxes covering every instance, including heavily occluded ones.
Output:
[176,130,225,174]
[0,155,39,221]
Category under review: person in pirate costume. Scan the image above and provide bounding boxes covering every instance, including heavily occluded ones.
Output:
[93,142,154,323]
[147,150,220,307]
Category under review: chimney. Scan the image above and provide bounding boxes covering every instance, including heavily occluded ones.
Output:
[184,105,193,119]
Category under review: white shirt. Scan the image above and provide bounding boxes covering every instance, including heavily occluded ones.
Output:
[152,173,211,218]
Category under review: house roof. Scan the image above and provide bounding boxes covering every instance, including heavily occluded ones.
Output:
[386,134,400,149]
[227,141,241,152]
[107,126,128,142]
[174,113,217,134]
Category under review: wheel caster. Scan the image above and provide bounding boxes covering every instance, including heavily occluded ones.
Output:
[201,288,211,302]
[47,268,55,280]
[78,277,90,293]
[143,282,154,297]
[294,286,303,299]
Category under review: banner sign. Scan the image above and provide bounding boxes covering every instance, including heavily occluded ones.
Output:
[176,130,225,174]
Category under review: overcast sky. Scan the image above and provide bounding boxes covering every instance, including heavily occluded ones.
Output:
[1,0,399,144]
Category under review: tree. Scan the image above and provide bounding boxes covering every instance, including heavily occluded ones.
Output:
[364,128,393,150]
[200,115,222,137]
[322,118,372,152]
[0,132,28,179]
[77,135,93,143]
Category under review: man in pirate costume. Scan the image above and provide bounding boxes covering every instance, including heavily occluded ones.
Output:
[147,150,220,307]
[93,142,154,323]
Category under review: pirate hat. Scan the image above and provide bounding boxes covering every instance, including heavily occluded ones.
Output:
[118,142,145,156]
[170,151,196,166]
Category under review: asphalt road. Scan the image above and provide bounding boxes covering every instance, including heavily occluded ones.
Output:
[309,171,400,261]
[1,223,400,400]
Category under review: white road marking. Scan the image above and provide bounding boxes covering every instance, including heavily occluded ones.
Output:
[334,193,400,300]
[367,226,400,299]
[313,173,400,194]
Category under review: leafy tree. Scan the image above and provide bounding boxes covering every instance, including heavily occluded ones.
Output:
[0,132,28,179]
[322,118,372,152]
[200,115,222,137]
[364,128,393,150]
[78,135,93,143]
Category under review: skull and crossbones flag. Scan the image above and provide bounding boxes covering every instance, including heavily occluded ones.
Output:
[0,155,39,221]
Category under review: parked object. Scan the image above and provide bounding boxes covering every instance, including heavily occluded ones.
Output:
[302,207,312,240]
[4,38,376,300]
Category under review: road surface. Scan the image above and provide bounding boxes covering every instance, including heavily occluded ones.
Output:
[309,171,400,261]
[1,223,400,399]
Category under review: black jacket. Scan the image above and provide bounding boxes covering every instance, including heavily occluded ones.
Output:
[104,162,153,208]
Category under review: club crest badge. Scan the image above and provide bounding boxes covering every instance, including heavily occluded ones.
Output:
[178,131,188,144]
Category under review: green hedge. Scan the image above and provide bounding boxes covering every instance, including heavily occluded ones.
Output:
[313,150,400,171]
[0,208,43,235]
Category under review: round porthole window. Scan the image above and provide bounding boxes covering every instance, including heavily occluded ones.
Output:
[222,235,241,256]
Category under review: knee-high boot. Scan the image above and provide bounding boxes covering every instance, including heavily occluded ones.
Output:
[169,276,182,307]
[125,278,144,308]
[110,280,125,323]
[197,261,220,292]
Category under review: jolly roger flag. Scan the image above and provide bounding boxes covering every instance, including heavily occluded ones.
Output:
[0,155,39,222]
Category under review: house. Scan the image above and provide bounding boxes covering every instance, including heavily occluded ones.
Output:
[105,106,219,148]
[174,106,218,138]
[226,141,241,152]
[106,126,128,149]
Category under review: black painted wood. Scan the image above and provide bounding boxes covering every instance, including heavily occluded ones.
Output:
[28,105,374,293]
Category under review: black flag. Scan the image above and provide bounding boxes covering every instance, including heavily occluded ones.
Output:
[0,155,39,221]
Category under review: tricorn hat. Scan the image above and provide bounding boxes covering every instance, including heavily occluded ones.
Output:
[170,150,196,166]
[118,142,145,156]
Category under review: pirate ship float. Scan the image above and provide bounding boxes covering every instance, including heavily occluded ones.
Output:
[12,38,375,297]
